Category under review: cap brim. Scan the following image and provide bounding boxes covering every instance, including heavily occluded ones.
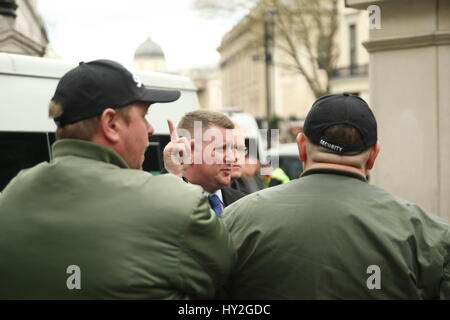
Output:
[139,87,181,104]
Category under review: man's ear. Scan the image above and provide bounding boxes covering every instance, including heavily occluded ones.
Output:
[99,108,121,143]
[297,133,307,162]
[366,141,380,170]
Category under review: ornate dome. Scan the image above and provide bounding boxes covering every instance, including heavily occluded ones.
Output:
[134,37,165,59]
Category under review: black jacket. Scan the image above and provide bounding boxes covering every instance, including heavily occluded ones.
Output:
[160,169,247,207]
[221,187,248,207]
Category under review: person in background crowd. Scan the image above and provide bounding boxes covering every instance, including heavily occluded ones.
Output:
[235,155,264,193]
[261,163,290,188]
[229,125,252,194]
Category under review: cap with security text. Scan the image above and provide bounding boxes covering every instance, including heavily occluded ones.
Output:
[303,93,377,154]
[52,59,181,127]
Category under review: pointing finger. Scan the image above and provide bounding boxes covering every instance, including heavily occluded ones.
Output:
[167,119,178,141]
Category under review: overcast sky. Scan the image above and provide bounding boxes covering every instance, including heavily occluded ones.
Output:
[36,0,237,71]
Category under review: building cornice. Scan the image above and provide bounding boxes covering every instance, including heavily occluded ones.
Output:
[0,28,46,55]
[218,3,266,53]
[345,0,389,10]
[363,32,450,53]
[218,14,261,52]
[22,0,49,43]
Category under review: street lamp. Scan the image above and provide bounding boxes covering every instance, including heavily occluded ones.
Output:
[264,7,276,122]
[264,7,277,148]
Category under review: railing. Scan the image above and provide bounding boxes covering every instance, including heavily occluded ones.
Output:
[330,64,369,79]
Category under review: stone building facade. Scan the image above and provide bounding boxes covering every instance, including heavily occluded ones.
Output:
[0,0,48,56]
[218,0,370,123]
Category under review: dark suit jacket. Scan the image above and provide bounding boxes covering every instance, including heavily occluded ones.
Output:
[221,187,248,207]
[161,168,247,207]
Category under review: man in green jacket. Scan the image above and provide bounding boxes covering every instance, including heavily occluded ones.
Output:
[223,94,450,299]
[0,60,235,299]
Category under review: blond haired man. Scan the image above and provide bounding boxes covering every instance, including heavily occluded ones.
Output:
[164,110,248,216]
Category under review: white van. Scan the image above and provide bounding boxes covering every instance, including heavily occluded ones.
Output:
[0,53,199,191]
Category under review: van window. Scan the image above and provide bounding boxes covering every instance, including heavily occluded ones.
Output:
[143,134,171,174]
[0,132,52,191]
[143,142,164,174]
[0,132,173,190]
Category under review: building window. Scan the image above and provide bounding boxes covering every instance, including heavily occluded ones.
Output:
[318,36,329,70]
[252,54,260,62]
[0,0,18,17]
[349,24,357,73]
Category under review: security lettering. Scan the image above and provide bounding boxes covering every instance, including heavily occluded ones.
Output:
[320,139,343,152]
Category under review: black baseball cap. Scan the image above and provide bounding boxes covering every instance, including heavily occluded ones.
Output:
[52,59,181,127]
[303,93,377,154]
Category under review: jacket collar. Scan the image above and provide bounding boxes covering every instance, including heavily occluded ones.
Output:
[300,168,367,182]
[52,139,129,169]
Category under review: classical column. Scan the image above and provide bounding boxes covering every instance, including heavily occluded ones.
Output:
[346,0,450,220]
